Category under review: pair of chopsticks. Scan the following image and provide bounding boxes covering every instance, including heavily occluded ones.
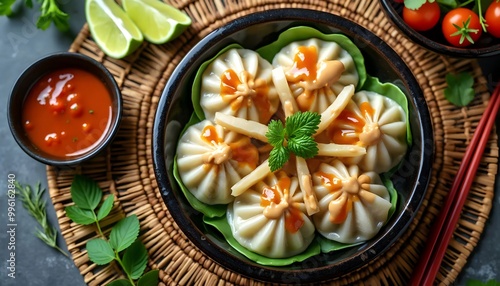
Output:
[410,83,500,286]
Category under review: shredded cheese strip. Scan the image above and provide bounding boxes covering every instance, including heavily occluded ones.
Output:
[214,112,268,142]
[231,159,271,196]
[296,157,319,216]
[317,143,366,157]
[272,66,298,117]
[315,84,355,135]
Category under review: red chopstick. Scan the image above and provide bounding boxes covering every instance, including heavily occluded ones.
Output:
[410,83,500,286]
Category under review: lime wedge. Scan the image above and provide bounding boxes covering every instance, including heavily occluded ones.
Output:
[85,0,143,59]
[121,0,191,44]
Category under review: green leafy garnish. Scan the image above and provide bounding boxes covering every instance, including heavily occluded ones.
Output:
[0,0,69,31]
[15,182,69,257]
[66,175,158,286]
[403,0,430,10]
[266,111,321,172]
[444,72,475,107]
[109,215,141,252]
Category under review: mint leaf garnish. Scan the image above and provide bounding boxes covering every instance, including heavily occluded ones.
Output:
[266,111,320,171]
[109,215,140,252]
[97,194,115,221]
[70,175,102,210]
[122,240,148,280]
[65,205,96,225]
[87,238,115,265]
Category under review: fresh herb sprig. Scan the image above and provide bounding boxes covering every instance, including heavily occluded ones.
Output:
[444,72,476,106]
[265,111,321,172]
[14,181,69,257]
[0,0,69,31]
[66,175,158,286]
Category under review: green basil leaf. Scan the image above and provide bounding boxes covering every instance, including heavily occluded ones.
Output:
[137,270,159,286]
[122,240,148,280]
[109,215,140,252]
[403,0,427,10]
[204,215,321,266]
[444,72,475,107]
[0,0,16,16]
[106,279,133,286]
[70,175,102,210]
[65,205,96,225]
[97,194,115,221]
[86,238,115,265]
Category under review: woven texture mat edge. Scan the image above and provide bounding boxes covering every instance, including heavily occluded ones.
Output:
[47,0,498,285]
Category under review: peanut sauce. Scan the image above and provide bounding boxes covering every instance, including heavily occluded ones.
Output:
[328,101,381,146]
[200,125,258,169]
[220,69,272,123]
[314,171,375,224]
[260,173,304,233]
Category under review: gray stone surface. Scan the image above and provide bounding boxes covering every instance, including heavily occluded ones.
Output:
[0,2,498,285]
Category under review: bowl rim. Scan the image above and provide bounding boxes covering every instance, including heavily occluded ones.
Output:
[7,51,123,167]
[379,0,500,58]
[152,8,434,283]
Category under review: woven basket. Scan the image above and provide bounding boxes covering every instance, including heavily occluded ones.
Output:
[47,0,497,285]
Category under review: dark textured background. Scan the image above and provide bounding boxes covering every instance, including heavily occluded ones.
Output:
[0,1,498,285]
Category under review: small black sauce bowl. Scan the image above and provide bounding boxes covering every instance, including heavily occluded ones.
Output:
[7,52,122,167]
[152,8,434,283]
[379,0,500,58]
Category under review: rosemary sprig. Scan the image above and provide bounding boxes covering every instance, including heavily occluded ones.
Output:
[15,182,69,257]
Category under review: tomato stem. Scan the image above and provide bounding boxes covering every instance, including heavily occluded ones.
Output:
[477,0,488,32]
[450,15,480,45]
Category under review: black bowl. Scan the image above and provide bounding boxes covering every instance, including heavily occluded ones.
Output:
[152,8,434,283]
[379,0,500,58]
[7,52,122,167]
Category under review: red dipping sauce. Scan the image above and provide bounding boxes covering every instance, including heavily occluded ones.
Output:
[22,68,113,158]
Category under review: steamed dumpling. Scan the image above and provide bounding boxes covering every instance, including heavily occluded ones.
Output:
[200,48,280,124]
[312,159,392,244]
[272,38,359,113]
[326,90,407,173]
[227,171,316,258]
[176,120,259,205]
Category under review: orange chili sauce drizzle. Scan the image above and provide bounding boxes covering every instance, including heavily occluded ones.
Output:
[220,69,272,123]
[327,101,375,145]
[287,46,320,111]
[200,125,259,169]
[315,171,355,224]
[260,173,304,233]
[22,68,113,158]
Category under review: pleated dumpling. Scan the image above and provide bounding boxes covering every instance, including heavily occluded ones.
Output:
[200,48,280,124]
[176,120,259,205]
[272,38,359,113]
[227,171,316,258]
[312,160,392,244]
[326,90,407,173]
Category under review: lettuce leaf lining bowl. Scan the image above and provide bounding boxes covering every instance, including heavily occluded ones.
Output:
[152,8,433,284]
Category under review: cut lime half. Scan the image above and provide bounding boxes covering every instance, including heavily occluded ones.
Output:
[85,0,144,59]
[121,0,191,44]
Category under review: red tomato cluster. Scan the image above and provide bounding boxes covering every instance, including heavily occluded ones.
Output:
[401,0,500,47]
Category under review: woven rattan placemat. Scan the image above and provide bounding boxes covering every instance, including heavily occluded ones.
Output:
[46,0,498,285]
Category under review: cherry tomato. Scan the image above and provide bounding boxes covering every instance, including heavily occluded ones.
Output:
[442,8,482,47]
[402,1,441,32]
[485,0,500,38]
